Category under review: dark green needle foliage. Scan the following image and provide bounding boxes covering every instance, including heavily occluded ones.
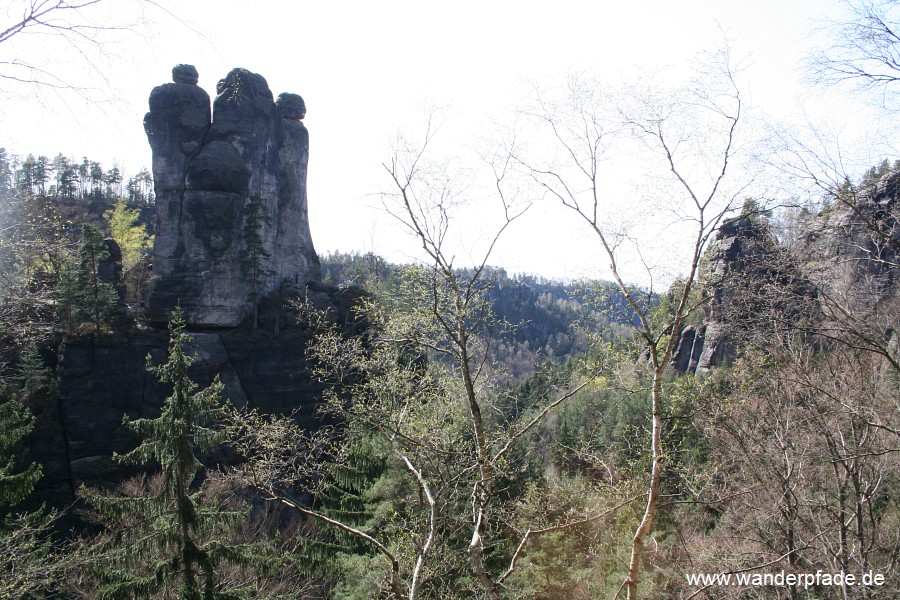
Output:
[240,195,273,329]
[0,398,42,510]
[0,349,67,598]
[56,223,119,333]
[84,308,257,599]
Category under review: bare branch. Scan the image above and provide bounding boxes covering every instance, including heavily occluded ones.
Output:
[395,449,436,600]
[511,47,747,600]
[808,0,900,105]
[497,493,642,585]
[266,493,405,599]
[492,379,591,464]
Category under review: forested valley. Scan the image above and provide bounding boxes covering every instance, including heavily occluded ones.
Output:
[1,1,900,598]
[0,139,897,599]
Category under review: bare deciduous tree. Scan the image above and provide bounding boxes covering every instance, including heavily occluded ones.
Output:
[379,115,615,598]
[689,346,900,599]
[227,114,634,599]
[509,48,747,599]
[808,0,900,105]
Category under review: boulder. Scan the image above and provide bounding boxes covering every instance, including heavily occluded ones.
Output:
[276,93,306,120]
[172,63,199,85]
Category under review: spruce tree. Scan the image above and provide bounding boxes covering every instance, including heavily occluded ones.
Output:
[239,195,273,329]
[0,348,67,599]
[0,394,64,598]
[0,397,41,509]
[56,223,118,333]
[84,308,252,599]
[0,344,57,509]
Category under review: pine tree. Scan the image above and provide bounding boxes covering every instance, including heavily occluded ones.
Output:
[17,155,34,194]
[32,156,49,197]
[56,223,118,333]
[89,161,104,201]
[0,397,41,509]
[77,158,90,200]
[239,195,273,329]
[84,308,254,599]
[0,148,13,197]
[104,166,123,201]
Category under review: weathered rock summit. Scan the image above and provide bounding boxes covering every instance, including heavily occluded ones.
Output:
[674,168,900,376]
[801,169,900,299]
[671,212,820,375]
[144,65,320,326]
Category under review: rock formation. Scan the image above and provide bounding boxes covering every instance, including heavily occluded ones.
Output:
[801,168,899,298]
[33,284,366,511]
[674,213,819,375]
[672,168,899,376]
[144,65,320,326]
[799,169,900,362]
[25,65,338,513]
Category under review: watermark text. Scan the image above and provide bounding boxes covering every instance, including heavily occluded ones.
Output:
[686,569,886,589]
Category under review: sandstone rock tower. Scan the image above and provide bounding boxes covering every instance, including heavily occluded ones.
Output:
[144,64,320,326]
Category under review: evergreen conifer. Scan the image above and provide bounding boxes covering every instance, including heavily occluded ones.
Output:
[84,308,255,599]
[240,195,273,329]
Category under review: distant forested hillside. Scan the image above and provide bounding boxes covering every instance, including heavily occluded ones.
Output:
[321,251,646,380]
[0,148,896,598]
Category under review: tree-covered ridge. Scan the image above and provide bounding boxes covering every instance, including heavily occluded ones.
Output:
[0,139,895,597]
[321,251,643,380]
[0,0,898,592]
[0,148,155,347]
[0,148,153,206]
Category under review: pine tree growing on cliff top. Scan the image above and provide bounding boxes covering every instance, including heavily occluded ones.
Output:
[82,308,257,599]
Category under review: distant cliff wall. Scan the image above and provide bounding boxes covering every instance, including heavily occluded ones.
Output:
[689,214,819,375]
[673,168,899,375]
[800,168,900,299]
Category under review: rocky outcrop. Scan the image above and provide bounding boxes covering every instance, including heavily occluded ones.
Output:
[144,65,320,327]
[55,329,321,491]
[797,169,900,363]
[801,169,899,298]
[26,65,336,514]
[674,169,899,376]
[31,284,366,510]
[670,324,704,374]
[673,214,819,375]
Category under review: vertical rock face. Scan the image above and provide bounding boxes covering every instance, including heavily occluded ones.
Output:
[801,168,900,298]
[144,65,320,326]
[43,285,366,511]
[673,214,819,375]
[674,171,899,376]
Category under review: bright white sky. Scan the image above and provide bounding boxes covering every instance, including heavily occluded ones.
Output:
[1,0,889,285]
